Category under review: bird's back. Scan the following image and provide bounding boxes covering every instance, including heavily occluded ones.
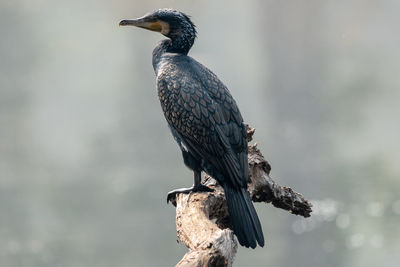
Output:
[156,53,249,188]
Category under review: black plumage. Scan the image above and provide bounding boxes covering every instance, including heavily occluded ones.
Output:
[120,8,264,248]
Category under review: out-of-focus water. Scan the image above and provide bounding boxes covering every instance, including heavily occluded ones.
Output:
[1,0,399,266]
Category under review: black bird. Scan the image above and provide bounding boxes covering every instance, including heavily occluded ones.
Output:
[120,8,264,248]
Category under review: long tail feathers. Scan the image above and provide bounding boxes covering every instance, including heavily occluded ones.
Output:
[223,185,264,248]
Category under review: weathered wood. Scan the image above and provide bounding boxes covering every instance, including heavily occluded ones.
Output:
[169,126,312,266]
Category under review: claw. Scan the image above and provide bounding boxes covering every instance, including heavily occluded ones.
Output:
[167,192,175,203]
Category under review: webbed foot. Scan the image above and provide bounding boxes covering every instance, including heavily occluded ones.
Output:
[167,184,214,203]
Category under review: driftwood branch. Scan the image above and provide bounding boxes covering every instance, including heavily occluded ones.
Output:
[169,126,312,266]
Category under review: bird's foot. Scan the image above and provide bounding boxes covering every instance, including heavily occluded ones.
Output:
[167,184,214,203]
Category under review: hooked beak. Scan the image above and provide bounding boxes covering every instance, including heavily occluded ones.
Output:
[119,18,143,27]
[119,17,163,32]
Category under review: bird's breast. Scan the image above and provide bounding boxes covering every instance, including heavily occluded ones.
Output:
[157,71,187,128]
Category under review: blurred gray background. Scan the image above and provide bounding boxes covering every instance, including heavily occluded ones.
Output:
[1,0,399,266]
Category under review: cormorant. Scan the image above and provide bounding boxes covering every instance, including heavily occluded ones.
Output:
[120,8,264,248]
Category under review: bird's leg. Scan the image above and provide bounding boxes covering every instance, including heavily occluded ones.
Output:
[192,171,214,192]
[167,171,214,203]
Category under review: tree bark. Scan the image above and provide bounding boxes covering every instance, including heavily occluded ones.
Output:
[168,126,312,267]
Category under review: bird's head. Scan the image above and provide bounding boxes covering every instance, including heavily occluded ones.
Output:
[119,8,196,40]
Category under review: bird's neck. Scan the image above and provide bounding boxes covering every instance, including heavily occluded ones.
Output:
[152,32,195,74]
[168,31,195,54]
[152,40,170,74]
